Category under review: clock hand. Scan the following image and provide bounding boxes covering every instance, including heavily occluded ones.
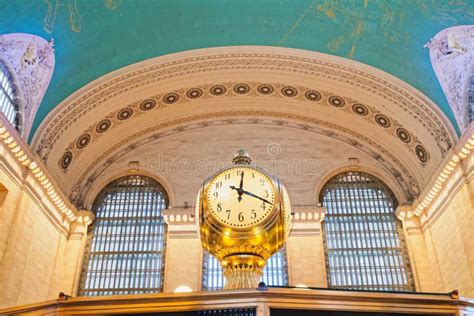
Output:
[229,185,243,202]
[241,190,273,205]
[238,171,244,202]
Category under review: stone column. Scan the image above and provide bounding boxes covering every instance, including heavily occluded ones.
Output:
[286,206,327,287]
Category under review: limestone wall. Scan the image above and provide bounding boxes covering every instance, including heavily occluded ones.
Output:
[424,180,474,297]
[422,155,473,297]
[0,155,64,307]
[403,136,474,297]
[0,120,88,309]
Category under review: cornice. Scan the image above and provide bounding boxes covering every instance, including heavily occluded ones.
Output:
[0,115,92,227]
[397,124,473,224]
[2,287,471,315]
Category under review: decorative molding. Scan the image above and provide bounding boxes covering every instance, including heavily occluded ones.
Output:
[1,287,471,315]
[426,25,474,132]
[397,124,473,221]
[415,125,473,218]
[289,206,326,236]
[58,82,429,170]
[163,207,196,225]
[69,114,421,208]
[0,113,81,223]
[75,210,94,227]
[395,204,416,222]
[28,47,459,213]
[32,46,456,164]
[292,206,326,223]
[163,207,198,238]
[0,33,55,139]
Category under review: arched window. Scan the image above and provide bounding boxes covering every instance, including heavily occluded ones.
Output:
[320,171,414,292]
[78,175,169,296]
[202,248,288,290]
[0,62,20,131]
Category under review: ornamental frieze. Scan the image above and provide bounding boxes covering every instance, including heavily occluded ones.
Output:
[32,51,456,163]
[59,82,429,171]
[67,111,421,208]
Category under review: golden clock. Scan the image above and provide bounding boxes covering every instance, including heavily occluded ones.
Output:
[197,149,292,289]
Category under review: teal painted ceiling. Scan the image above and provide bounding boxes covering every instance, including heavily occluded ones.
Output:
[1,0,473,139]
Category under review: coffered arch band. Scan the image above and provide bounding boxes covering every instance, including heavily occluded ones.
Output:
[58,81,434,169]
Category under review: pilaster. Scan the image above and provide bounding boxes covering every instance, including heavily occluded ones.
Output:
[59,210,94,296]
[286,206,327,287]
[162,207,201,293]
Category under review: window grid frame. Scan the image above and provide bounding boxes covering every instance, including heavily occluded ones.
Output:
[321,171,415,292]
[78,175,169,296]
[0,62,21,131]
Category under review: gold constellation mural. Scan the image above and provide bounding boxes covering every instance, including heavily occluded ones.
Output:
[314,0,474,58]
[43,0,121,33]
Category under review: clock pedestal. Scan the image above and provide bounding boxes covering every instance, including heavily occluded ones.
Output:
[221,254,265,289]
[197,149,291,290]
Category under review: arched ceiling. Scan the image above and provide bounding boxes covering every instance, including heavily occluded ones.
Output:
[79,124,410,210]
[1,1,473,138]
[31,46,457,208]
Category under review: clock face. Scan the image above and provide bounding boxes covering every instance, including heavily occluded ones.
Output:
[206,166,276,228]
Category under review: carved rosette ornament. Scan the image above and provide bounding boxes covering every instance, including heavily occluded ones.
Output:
[197,150,291,289]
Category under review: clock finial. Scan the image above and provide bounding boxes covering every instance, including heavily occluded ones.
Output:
[232,149,252,165]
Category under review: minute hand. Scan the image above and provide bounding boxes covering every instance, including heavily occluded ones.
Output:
[241,190,273,205]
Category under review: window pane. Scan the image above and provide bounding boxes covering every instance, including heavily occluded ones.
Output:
[202,248,288,290]
[0,62,20,131]
[321,171,414,292]
[78,175,168,296]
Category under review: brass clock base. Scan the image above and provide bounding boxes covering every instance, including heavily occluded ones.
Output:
[222,254,264,289]
[224,268,263,289]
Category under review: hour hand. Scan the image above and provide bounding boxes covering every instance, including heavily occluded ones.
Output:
[229,185,243,202]
[241,190,273,205]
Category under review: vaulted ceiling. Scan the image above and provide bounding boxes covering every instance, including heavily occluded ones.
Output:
[2,0,474,139]
[29,47,457,208]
